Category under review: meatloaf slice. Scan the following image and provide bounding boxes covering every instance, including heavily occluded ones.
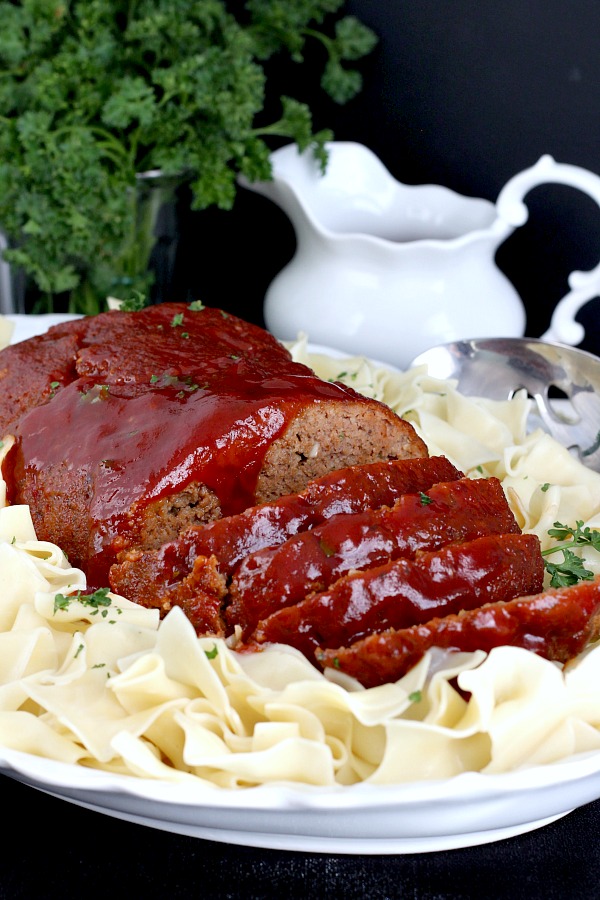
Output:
[109,455,462,611]
[316,576,600,687]
[249,533,545,657]
[0,303,427,585]
[225,477,521,638]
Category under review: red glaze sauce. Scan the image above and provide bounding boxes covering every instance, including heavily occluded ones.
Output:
[316,576,600,688]
[108,455,463,607]
[225,477,521,637]
[8,304,366,584]
[250,533,544,656]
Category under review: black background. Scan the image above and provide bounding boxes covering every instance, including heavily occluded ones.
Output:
[6,3,600,896]
[177,0,600,356]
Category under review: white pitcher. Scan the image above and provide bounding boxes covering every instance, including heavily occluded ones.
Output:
[239,142,600,368]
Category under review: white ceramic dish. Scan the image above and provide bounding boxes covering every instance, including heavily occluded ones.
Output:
[2,313,600,855]
[5,312,82,344]
[3,743,600,854]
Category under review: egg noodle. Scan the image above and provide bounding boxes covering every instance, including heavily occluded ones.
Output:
[1,331,600,788]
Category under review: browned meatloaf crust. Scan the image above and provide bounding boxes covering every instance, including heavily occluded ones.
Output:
[0,303,427,585]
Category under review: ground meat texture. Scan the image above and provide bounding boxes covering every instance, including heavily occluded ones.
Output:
[225,477,521,639]
[109,455,462,611]
[248,533,545,657]
[255,403,427,502]
[316,576,600,687]
[0,303,426,586]
[136,484,222,552]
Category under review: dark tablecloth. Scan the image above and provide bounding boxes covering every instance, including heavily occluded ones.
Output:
[3,774,600,899]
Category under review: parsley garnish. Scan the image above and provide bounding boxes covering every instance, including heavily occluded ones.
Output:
[408,690,422,703]
[119,292,148,312]
[542,521,600,587]
[204,644,219,660]
[319,539,336,558]
[53,593,71,613]
[419,492,433,506]
[53,587,112,616]
[541,482,550,492]
[170,313,184,327]
[189,300,205,311]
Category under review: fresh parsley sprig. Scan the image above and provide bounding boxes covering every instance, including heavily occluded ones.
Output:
[0,0,377,314]
[542,520,600,587]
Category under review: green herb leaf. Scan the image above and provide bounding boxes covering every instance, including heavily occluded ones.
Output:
[53,586,112,616]
[544,549,595,588]
[419,492,433,506]
[544,521,600,554]
[542,520,600,587]
[0,2,376,314]
[53,593,71,614]
[319,539,336,558]
[119,292,149,312]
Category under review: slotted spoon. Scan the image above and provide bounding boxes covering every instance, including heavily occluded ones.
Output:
[410,337,600,472]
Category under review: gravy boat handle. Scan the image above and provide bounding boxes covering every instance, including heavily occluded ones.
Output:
[496,154,600,346]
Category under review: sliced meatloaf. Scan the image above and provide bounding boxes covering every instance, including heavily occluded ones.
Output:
[316,576,600,687]
[109,455,462,614]
[0,303,427,585]
[224,476,521,638]
[248,533,545,656]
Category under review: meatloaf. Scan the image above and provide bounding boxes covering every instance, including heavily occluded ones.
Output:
[0,302,427,585]
[110,455,462,617]
[316,576,600,687]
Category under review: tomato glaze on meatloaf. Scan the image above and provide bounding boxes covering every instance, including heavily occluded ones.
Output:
[0,303,427,586]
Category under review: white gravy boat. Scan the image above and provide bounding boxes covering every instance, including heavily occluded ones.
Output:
[240,142,600,368]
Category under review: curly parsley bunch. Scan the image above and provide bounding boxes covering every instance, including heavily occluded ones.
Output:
[0,0,377,312]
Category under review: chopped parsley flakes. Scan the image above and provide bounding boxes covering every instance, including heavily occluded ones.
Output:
[53,586,113,616]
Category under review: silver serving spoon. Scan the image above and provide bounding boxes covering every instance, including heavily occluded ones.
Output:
[410,337,600,472]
